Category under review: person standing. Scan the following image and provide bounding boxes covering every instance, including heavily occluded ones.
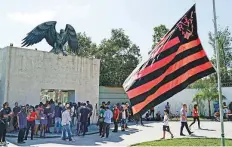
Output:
[40,110,47,138]
[0,112,6,146]
[189,104,201,129]
[44,103,52,133]
[79,103,90,136]
[180,104,193,136]
[17,106,27,144]
[54,102,62,133]
[165,102,170,114]
[61,107,73,141]
[98,106,105,136]
[0,102,12,145]
[121,106,127,131]
[86,101,93,126]
[13,102,20,131]
[101,106,113,138]
[161,110,174,139]
[24,107,37,140]
[112,105,120,132]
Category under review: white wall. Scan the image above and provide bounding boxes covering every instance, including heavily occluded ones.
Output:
[0,47,100,122]
[99,86,232,117]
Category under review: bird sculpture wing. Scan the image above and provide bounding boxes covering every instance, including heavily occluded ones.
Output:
[63,24,78,54]
[22,21,57,47]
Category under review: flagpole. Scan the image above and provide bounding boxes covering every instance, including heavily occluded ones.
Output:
[212,0,225,146]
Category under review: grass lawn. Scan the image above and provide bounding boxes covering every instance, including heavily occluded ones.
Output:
[133,138,232,146]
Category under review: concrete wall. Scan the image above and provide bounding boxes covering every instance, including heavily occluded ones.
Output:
[99,86,232,117]
[99,86,129,106]
[0,46,100,122]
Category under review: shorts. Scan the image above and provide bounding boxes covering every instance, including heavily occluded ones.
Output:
[35,120,40,125]
[121,119,126,125]
[163,125,170,132]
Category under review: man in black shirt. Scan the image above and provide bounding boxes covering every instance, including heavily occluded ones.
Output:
[86,101,93,126]
[0,102,11,144]
[79,103,90,136]
[13,102,20,131]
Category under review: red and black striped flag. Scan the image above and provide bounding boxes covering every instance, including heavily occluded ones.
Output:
[123,4,215,115]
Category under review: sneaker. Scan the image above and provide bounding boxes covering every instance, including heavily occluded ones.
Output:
[189,132,194,135]
[171,135,174,138]
[180,134,185,136]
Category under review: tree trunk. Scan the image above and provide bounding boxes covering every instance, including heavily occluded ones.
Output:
[208,100,212,118]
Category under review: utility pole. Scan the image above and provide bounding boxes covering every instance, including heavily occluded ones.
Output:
[212,0,225,146]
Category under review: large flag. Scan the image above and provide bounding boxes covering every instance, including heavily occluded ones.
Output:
[123,4,216,115]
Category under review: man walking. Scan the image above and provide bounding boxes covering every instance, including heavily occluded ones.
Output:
[180,104,193,136]
[101,106,113,138]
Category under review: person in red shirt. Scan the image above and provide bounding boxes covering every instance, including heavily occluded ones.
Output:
[24,107,37,140]
[189,104,201,129]
[112,105,120,132]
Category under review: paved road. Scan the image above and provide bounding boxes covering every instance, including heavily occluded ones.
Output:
[6,121,232,146]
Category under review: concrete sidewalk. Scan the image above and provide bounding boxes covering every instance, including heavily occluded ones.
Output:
[6,121,232,146]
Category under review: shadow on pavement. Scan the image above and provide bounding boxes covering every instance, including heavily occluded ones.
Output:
[199,128,216,131]
[7,127,140,146]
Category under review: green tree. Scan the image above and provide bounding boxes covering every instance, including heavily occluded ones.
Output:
[209,27,232,69]
[98,29,141,86]
[208,27,232,83]
[149,25,169,54]
[68,30,141,87]
[67,32,98,57]
[192,79,226,118]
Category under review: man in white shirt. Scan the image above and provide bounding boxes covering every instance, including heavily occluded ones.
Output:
[101,106,113,138]
[61,107,73,141]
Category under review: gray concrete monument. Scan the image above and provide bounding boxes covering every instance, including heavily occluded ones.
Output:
[0,46,100,122]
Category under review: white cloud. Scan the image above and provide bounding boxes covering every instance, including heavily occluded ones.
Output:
[7,10,57,25]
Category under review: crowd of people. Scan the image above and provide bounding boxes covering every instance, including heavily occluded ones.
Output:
[1,98,231,146]
[0,100,94,145]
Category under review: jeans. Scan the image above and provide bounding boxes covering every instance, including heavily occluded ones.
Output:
[180,122,191,135]
[62,124,72,140]
[102,122,110,138]
[25,121,35,140]
[54,117,61,133]
[18,128,26,143]
[80,122,88,136]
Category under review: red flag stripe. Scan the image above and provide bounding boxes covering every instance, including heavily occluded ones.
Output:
[135,39,201,80]
[151,36,180,57]
[127,49,207,99]
[131,62,213,114]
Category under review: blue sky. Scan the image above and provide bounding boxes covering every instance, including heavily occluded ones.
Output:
[0,0,231,59]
